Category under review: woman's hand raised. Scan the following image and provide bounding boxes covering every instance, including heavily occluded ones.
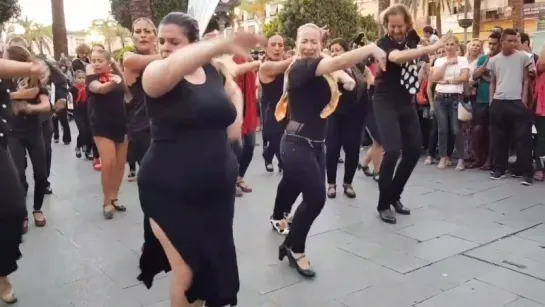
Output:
[369,44,387,71]
[226,33,267,56]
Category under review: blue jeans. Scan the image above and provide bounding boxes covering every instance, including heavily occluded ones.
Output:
[434,93,465,159]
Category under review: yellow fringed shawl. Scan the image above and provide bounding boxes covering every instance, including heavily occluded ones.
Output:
[274,62,341,122]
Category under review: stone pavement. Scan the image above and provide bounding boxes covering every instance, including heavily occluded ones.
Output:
[9,134,545,307]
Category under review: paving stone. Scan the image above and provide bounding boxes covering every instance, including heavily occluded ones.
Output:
[477,266,545,305]
[415,279,519,307]
[465,235,545,280]
[411,235,479,263]
[9,130,545,307]
[503,298,545,307]
[396,220,466,242]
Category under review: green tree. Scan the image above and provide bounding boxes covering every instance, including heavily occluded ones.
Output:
[262,16,281,38]
[0,0,21,37]
[9,17,53,54]
[90,18,129,51]
[238,0,281,24]
[278,0,365,43]
[358,14,378,42]
[110,0,188,29]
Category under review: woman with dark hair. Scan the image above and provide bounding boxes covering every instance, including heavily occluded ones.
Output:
[136,12,263,306]
[326,38,372,198]
[86,48,128,219]
[273,24,384,277]
[373,4,448,224]
[123,17,159,181]
[0,56,48,304]
[260,34,290,175]
[6,46,52,229]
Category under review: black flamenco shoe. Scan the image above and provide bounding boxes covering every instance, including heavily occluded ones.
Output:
[278,244,316,278]
[359,164,374,177]
[264,161,274,172]
[111,199,127,212]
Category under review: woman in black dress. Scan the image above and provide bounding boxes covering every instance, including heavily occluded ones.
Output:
[122,17,159,181]
[137,12,263,306]
[260,34,290,173]
[326,38,370,199]
[86,49,128,219]
[373,4,447,224]
[0,56,48,304]
[6,46,52,229]
[274,23,385,277]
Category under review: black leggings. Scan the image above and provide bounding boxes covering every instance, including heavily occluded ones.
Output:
[274,135,326,253]
[232,132,255,177]
[9,128,48,211]
[74,109,92,151]
[373,95,421,211]
[128,130,151,171]
[52,111,71,144]
[262,108,284,168]
[326,114,363,185]
[41,118,53,183]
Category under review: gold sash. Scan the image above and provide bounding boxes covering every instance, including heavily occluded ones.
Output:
[274,66,341,121]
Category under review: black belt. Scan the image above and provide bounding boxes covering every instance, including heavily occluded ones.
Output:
[436,93,462,98]
[284,133,324,149]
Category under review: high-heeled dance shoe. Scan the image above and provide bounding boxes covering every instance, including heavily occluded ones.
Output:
[278,244,316,278]
[1,287,18,304]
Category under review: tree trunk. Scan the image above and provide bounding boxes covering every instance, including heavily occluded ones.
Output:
[472,0,481,38]
[51,0,68,60]
[129,0,152,24]
[378,0,390,36]
[509,0,523,31]
[435,2,442,36]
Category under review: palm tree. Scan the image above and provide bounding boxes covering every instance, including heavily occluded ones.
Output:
[114,24,131,48]
[397,0,452,35]
[509,0,523,31]
[90,18,119,51]
[129,0,152,23]
[10,17,53,55]
[51,0,68,59]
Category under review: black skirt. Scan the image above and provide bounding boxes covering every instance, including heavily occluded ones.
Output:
[0,146,26,276]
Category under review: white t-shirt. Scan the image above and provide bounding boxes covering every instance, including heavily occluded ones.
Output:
[433,56,470,94]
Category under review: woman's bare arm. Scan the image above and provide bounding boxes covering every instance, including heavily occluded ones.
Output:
[88,80,117,94]
[259,58,292,81]
[10,87,39,100]
[225,78,243,141]
[234,61,260,76]
[142,38,231,98]
[0,59,44,79]
[315,44,384,76]
[123,52,161,85]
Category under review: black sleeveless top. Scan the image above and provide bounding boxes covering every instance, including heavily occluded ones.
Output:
[286,58,330,140]
[260,74,284,110]
[146,63,236,141]
[128,75,149,135]
[86,74,127,133]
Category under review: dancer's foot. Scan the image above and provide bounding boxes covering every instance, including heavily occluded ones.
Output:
[93,159,102,171]
[278,245,316,278]
[327,184,336,198]
[103,204,115,220]
[378,209,396,224]
[455,160,465,171]
[236,178,252,193]
[264,162,274,172]
[44,183,53,195]
[111,199,127,211]
[32,210,47,227]
[437,158,446,169]
[392,200,410,215]
[270,217,289,234]
[75,147,82,158]
[343,183,356,198]
[235,185,243,197]
[0,278,17,304]
[127,170,136,182]
[424,156,433,165]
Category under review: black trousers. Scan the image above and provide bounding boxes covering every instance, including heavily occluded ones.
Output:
[373,94,421,211]
[326,113,363,185]
[275,135,326,253]
[490,99,533,175]
[231,132,256,178]
[52,111,71,144]
[74,108,92,152]
[9,128,48,211]
[262,107,284,168]
[128,129,151,171]
[41,118,53,183]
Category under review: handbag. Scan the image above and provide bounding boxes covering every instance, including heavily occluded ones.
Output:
[458,100,473,121]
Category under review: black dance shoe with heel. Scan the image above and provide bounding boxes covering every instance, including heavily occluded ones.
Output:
[278,244,316,278]
[111,199,127,212]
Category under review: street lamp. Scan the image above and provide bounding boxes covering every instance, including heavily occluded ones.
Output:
[457,0,473,42]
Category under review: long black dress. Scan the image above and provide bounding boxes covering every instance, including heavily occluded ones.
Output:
[0,78,26,277]
[137,63,239,306]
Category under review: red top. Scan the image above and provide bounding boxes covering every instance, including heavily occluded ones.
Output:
[233,55,258,135]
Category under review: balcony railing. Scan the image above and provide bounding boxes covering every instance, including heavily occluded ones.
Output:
[480,8,508,21]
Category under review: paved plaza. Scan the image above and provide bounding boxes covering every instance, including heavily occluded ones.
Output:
[9,132,545,307]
